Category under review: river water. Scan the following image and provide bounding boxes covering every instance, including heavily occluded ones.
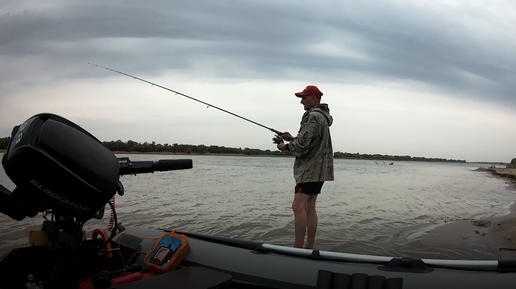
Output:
[0,154,513,259]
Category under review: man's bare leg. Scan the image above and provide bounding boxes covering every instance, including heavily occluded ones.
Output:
[292,193,310,248]
[304,194,318,249]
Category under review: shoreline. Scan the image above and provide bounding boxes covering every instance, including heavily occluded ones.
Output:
[74,151,497,163]
[113,151,249,157]
[0,149,506,164]
[409,168,516,260]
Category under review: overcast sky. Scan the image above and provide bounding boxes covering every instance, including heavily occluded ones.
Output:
[1,0,515,162]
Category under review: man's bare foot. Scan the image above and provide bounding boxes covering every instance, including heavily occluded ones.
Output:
[304,244,314,249]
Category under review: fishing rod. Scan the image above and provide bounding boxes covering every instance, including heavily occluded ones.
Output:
[87,63,284,144]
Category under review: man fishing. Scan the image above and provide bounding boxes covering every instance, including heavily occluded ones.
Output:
[277,85,334,249]
[88,64,335,248]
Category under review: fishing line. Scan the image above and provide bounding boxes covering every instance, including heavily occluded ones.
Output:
[88,63,284,142]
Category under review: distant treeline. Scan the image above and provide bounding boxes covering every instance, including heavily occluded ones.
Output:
[0,137,467,163]
[104,139,285,156]
[102,139,466,163]
[333,152,465,163]
[0,137,9,150]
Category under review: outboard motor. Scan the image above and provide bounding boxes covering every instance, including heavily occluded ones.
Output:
[0,113,120,222]
[0,113,196,289]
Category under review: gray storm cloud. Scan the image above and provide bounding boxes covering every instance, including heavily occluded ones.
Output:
[1,0,515,107]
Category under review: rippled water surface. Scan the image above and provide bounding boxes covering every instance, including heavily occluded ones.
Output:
[0,153,513,259]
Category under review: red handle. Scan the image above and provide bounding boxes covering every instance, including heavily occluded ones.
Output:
[92,228,113,258]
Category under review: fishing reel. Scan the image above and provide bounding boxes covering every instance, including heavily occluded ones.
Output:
[272,134,284,144]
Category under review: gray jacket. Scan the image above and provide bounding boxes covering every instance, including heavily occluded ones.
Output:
[288,104,334,184]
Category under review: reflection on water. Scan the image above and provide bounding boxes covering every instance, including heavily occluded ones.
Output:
[0,154,513,259]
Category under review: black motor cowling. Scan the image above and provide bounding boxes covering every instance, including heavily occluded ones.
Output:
[1,113,120,221]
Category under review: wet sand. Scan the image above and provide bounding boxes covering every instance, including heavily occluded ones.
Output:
[409,168,516,260]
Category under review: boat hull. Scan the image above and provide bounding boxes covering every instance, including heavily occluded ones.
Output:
[115,227,516,289]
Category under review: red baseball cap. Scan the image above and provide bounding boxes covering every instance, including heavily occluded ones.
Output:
[295,85,323,99]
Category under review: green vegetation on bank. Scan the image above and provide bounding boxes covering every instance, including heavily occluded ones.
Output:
[0,137,9,150]
[0,137,467,163]
[332,152,465,163]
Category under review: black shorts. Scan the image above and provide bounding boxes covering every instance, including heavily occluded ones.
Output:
[295,182,324,195]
